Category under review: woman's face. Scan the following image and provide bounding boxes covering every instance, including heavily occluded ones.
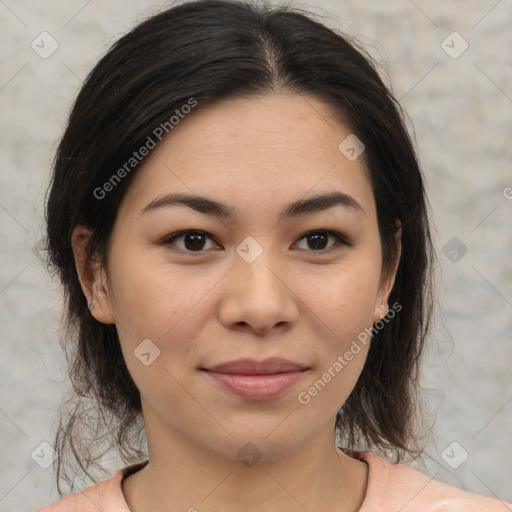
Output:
[79,92,399,461]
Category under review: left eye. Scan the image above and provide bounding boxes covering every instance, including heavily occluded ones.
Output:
[162,229,348,253]
[294,230,347,251]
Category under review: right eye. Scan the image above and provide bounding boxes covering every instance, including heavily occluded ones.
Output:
[162,230,221,253]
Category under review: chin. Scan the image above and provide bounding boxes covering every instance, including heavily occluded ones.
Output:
[200,427,310,464]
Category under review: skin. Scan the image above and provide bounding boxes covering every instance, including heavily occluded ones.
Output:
[72,92,401,512]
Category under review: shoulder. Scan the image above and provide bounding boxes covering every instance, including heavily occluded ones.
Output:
[352,451,511,512]
[36,460,149,512]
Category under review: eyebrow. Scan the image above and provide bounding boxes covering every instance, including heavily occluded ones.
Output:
[140,191,364,221]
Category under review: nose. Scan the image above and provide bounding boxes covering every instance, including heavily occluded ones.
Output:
[218,246,300,336]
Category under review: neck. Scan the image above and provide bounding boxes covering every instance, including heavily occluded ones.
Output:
[122,416,368,512]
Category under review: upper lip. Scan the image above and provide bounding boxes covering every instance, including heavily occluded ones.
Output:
[203,358,308,375]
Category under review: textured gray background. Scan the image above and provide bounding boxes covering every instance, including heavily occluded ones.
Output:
[0,0,511,510]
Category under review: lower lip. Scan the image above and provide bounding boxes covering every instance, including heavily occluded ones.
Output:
[203,370,305,401]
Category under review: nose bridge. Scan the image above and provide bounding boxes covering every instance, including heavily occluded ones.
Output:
[218,234,300,335]
[234,234,281,295]
[229,234,296,321]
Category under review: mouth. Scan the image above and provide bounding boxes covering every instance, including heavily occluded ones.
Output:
[200,358,308,401]
[202,357,308,375]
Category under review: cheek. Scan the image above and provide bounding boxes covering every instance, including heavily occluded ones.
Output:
[110,262,213,396]
[297,262,381,331]
[293,268,378,413]
[107,251,215,346]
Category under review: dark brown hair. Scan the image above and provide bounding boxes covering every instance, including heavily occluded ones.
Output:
[44,0,434,496]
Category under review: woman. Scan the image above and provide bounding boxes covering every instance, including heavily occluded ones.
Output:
[38,0,511,510]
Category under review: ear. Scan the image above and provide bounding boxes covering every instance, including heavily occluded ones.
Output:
[71,225,115,324]
[373,220,402,323]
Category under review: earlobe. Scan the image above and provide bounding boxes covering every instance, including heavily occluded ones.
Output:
[373,300,387,324]
[71,225,115,324]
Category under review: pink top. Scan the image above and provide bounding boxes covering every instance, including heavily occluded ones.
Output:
[37,451,511,511]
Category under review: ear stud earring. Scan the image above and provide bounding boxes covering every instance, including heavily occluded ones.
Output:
[380,302,386,309]
[88,302,95,310]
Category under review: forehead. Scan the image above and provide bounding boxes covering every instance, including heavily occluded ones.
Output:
[118,93,375,221]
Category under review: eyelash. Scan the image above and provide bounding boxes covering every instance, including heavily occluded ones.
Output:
[161,229,351,255]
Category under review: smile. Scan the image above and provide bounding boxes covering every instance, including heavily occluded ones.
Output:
[202,370,306,400]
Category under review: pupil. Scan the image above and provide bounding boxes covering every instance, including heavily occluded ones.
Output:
[185,232,205,251]
[309,233,327,250]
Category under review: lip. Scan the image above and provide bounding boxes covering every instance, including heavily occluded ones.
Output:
[203,357,307,374]
[201,358,308,401]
